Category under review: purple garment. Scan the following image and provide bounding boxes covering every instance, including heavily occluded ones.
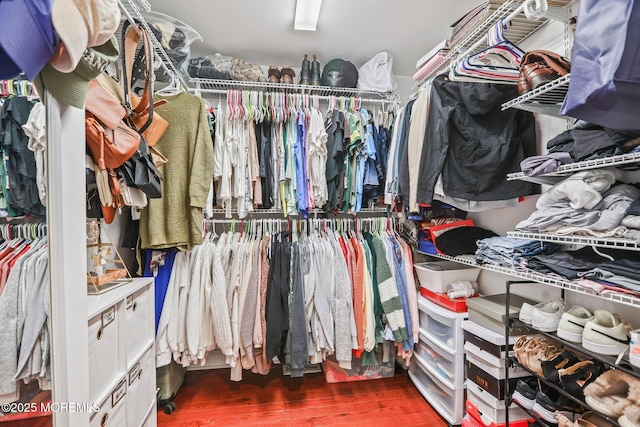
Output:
[520,152,573,176]
[295,111,309,217]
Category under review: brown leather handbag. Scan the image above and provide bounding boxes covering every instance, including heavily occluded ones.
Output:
[517,50,571,95]
[85,80,141,170]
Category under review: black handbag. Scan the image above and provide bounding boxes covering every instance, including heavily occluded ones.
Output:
[86,167,103,219]
[119,136,164,199]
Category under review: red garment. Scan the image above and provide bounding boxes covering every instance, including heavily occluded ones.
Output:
[350,238,364,357]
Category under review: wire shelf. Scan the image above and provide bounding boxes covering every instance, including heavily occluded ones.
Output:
[207,207,390,217]
[507,231,640,251]
[507,151,640,182]
[501,73,570,115]
[190,78,400,103]
[412,0,573,90]
[420,251,640,309]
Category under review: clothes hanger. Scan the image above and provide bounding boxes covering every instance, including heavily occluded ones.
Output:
[156,71,182,95]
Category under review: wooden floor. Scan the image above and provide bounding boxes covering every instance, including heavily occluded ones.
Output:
[157,366,447,427]
[1,366,446,427]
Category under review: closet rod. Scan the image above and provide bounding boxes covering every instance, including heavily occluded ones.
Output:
[196,88,391,106]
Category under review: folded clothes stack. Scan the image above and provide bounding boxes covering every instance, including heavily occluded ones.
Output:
[475,236,559,268]
[516,169,640,242]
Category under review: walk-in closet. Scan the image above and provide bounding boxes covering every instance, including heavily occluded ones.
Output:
[0,0,639,426]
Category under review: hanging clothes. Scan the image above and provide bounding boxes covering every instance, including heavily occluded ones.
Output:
[140,91,215,251]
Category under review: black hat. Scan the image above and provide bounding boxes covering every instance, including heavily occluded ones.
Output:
[320,59,358,88]
[435,226,498,256]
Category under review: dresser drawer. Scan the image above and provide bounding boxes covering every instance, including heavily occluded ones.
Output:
[126,347,156,427]
[418,296,466,354]
[89,304,124,404]
[415,330,465,389]
[125,284,153,367]
[90,379,127,427]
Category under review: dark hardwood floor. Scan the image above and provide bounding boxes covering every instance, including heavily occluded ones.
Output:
[157,366,447,427]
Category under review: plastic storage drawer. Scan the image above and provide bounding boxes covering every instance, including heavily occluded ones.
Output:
[418,295,467,354]
[409,352,465,425]
[88,304,124,404]
[90,378,127,427]
[462,320,524,360]
[416,329,465,389]
[125,284,153,367]
[126,347,155,427]
[414,261,480,294]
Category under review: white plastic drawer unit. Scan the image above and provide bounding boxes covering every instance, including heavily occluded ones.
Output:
[418,295,467,354]
[90,379,127,427]
[125,284,153,366]
[89,304,123,405]
[415,330,466,390]
[126,348,156,427]
[409,352,465,425]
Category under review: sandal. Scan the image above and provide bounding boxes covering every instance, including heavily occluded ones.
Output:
[542,350,580,384]
[559,360,604,401]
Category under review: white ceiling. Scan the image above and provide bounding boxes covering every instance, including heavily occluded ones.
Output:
[149,0,483,78]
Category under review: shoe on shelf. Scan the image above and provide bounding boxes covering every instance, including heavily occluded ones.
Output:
[630,329,640,369]
[533,387,583,424]
[520,301,545,325]
[310,54,321,85]
[557,306,595,343]
[299,54,310,85]
[514,335,561,376]
[532,298,566,332]
[281,66,296,84]
[583,369,639,417]
[582,310,632,356]
[513,377,540,410]
[542,350,579,384]
[620,404,640,427]
[268,66,281,84]
[556,411,616,427]
[558,360,604,401]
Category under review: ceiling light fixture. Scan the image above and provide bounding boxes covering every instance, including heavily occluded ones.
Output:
[294,0,323,31]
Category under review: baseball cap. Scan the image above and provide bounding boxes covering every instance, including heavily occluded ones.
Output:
[0,0,60,80]
[35,36,119,109]
[49,0,120,73]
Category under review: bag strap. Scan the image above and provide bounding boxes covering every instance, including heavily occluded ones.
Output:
[121,21,155,132]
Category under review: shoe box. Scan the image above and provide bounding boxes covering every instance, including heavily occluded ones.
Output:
[462,319,527,361]
[463,320,532,402]
[464,398,533,427]
[466,294,536,335]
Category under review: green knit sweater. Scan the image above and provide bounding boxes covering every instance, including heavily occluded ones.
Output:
[140,92,214,251]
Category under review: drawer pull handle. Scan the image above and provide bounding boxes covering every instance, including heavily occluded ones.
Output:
[132,301,138,311]
[97,327,104,340]
[101,413,108,426]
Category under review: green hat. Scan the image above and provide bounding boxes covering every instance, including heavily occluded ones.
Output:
[35,36,119,108]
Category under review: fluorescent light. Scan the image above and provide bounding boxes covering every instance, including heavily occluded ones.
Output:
[294,0,323,31]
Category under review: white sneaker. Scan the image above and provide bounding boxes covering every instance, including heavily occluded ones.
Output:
[531,299,565,332]
[556,306,594,343]
[631,329,640,368]
[582,310,632,356]
[519,302,544,325]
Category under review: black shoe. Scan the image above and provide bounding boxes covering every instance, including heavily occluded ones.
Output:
[512,377,538,410]
[541,350,579,384]
[558,360,604,401]
[533,388,583,424]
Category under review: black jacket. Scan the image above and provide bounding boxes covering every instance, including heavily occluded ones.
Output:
[416,75,537,204]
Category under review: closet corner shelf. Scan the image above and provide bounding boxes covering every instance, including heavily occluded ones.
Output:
[419,251,640,309]
[506,230,640,252]
[412,0,574,90]
[501,74,570,115]
[120,0,188,90]
[189,78,400,102]
[507,151,640,184]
